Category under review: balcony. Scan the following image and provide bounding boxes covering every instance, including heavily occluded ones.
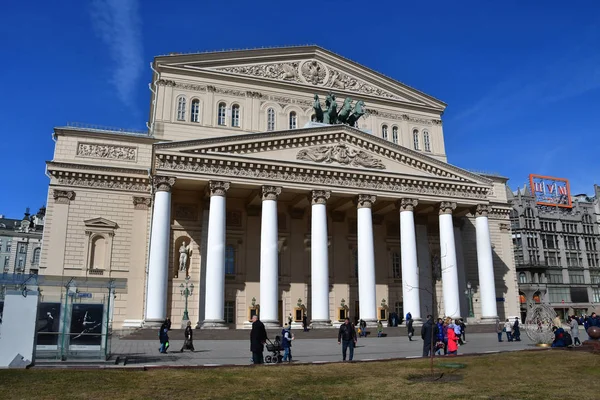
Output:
[515,260,549,270]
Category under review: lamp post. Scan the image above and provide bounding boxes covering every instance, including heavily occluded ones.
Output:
[464,281,474,318]
[179,276,194,321]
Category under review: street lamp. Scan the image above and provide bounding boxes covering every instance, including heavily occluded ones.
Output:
[464,281,474,318]
[179,276,194,321]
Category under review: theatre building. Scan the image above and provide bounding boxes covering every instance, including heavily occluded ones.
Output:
[40,46,520,329]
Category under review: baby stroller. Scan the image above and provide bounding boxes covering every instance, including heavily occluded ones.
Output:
[264,336,283,364]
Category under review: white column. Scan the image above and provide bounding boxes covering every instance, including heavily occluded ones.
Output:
[202,181,230,329]
[145,176,175,325]
[475,204,498,319]
[357,194,377,324]
[259,186,281,328]
[439,202,461,318]
[398,198,421,322]
[311,190,331,327]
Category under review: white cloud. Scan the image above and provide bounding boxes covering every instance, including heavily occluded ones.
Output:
[89,0,143,107]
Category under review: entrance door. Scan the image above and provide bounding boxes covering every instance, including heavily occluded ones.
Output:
[278,300,283,325]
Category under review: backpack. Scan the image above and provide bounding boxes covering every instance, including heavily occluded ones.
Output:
[563,331,573,346]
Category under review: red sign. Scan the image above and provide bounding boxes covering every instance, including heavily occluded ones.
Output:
[529,174,572,208]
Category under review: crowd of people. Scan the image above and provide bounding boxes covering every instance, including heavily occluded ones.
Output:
[420,315,467,357]
[551,312,599,348]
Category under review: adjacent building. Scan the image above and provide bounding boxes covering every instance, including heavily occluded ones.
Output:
[0,208,45,275]
[39,46,520,329]
[510,178,600,320]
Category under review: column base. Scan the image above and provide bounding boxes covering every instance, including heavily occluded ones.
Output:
[475,316,499,324]
[363,319,378,328]
[122,319,144,328]
[180,318,191,329]
[143,319,165,328]
[261,320,281,329]
[310,320,332,329]
[200,319,229,329]
[291,321,304,330]
[408,318,423,326]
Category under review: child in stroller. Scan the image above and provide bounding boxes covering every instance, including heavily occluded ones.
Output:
[264,336,284,364]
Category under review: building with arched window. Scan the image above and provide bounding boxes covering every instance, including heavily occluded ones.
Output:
[40,46,522,329]
[0,207,45,275]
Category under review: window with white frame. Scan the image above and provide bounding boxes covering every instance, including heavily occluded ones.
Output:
[423,130,431,152]
[191,99,200,123]
[225,245,235,275]
[218,102,227,126]
[519,272,527,283]
[267,108,275,131]
[32,248,40,265]
[176,96,186,121]
[392,126,398,144]
[231,104,240,127]
[413,129,420,150]
[18,243,27,254]
[83,218,117,273]
[392,251,401,279]
[382,125,388,140]
[289,111,297,129]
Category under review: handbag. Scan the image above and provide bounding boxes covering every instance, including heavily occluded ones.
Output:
[502,327,506,332]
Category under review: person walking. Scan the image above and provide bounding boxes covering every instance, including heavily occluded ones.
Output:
[250,315,268,364]
[407,316,415,341]
[454,319,463,346]
[421,315,437,357]
[405,312,412,325]
[459,319,466,343]
[359,319,367,338]
[179,321,195,352]
[496,318,504,342]
[377,320,384,337]
[158,320,170,354]
[504,319,513,342]
[447,323,459,355]
[338,318,357,361]
[569,316,581,346]
[302,314,308,332]
[512,317,521,341]
[281,324,294,362]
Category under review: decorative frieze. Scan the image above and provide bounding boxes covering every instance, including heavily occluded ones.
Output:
[133,196,151,210]
[53,190,75,204]
[153,176,176,192]
[77,142,137,162]
[56,177,150,193]
[296,144,385,170]
[261,186,282,201]
[439,201,457,215]
[397,198,418,212]
[310,190,331,205]
[356,194,376,209]
[156,156,490,200]
[209,181,230,197]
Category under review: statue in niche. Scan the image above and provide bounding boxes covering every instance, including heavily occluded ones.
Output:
[179,242,190,274]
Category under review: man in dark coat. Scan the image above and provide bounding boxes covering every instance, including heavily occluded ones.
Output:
[421,315,438,357]
[407,317,415,341]
[338,318,357,361]
[180,321,195,352]
[250,315,268,364]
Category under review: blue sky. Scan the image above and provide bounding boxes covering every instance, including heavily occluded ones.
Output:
[1,1,599,218]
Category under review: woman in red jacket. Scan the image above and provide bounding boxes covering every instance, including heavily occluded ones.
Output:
[447,324,459,355]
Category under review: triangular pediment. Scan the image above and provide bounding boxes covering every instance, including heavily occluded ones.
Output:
[84,217,118,229]
[155,125,491,187]
[156,46,445,110]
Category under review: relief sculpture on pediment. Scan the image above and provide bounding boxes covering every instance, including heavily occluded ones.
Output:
[296,144,385,170]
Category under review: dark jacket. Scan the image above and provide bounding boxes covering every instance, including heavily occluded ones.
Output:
[338,323,357,342]
[281,328,292,349]
[158,324,169,343]
[250,319,268,352]
[407,318,414,334]
[421,319,438,346]
[184,326,193,341]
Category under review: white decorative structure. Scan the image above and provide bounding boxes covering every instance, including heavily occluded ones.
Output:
[357,194,377,326]
[259,186,281,328]
[399,198,421,322]
[310,190,331,327]
[475,205,498,319]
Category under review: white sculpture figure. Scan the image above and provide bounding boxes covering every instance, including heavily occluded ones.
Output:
[179,242,190,272]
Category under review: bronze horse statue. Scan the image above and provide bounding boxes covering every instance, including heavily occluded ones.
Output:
[337,97,353,124]
[312,92,365,126]
[346,100,365,127]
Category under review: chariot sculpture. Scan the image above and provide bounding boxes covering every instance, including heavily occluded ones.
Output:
[313,92,365,126]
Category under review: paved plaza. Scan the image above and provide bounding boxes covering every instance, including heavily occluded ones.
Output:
[108,331,535,367]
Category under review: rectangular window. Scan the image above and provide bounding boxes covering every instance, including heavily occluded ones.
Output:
[547,271,563,284]
[548,287,571,303]
[18,243,27,254]
[570,287,589,303]
[568,271,585,284]
[3,256,8,268]
[225,245,235,275]
[224,300,235,324]
[391,251,401,279]
[593,288,600,303]
[6,241,11,252]
[590,271,600,284]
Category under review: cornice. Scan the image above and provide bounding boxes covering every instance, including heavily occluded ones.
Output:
[154,126,492,186]
[47,161,149,176]
[155,154,490,201]
[54,127,158,144]
[49,170,151,193]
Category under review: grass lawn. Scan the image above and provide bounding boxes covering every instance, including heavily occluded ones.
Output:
[1,350,598,399]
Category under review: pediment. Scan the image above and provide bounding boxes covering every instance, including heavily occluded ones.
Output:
[84,217,118,229]
[155,125,491,187]
[157,46,445,109]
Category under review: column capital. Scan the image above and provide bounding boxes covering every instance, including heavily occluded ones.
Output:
[397,198,418,212]
[133,196,152,210]
[475,204,490,217]
[439,201,457,215]
[53,189,75,204]
[153,176,176,192]
[356,194,377,209]
[311,190,331,205]
[208,181,230,197]
[261,186,282,201]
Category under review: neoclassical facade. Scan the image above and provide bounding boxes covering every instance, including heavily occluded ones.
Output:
[40,46,519,329]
